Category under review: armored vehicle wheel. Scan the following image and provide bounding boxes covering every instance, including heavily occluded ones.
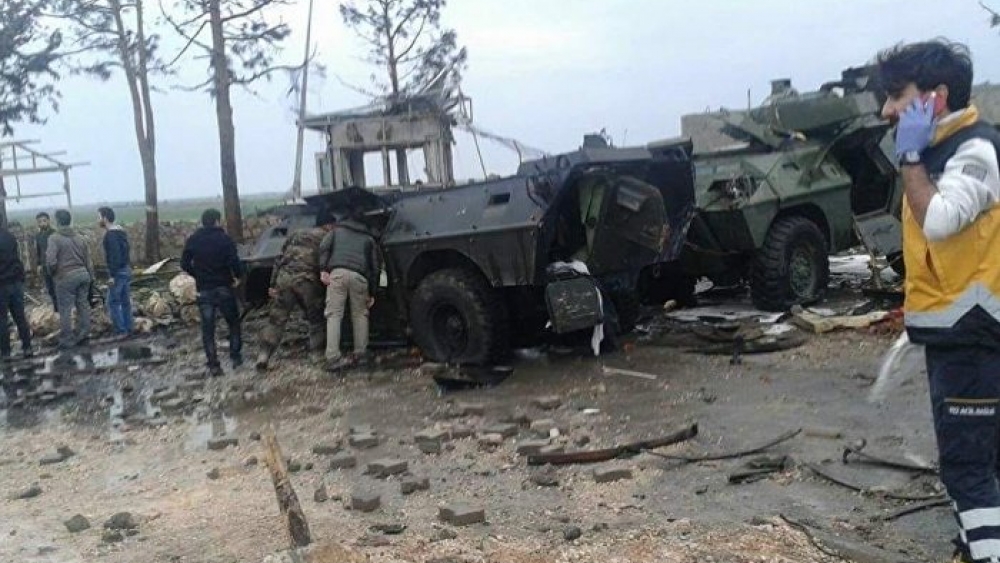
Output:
[751,216,829,311]
[608,290,640,334]
[409,268,508,365]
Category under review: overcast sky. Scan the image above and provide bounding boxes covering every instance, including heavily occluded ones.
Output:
[8,0,1000,210]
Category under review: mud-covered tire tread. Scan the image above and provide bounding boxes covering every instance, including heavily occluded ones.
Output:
[409,268,509,365]
[751,216,829,311]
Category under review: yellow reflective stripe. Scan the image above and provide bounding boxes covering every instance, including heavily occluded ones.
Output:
[905,283,1000,328]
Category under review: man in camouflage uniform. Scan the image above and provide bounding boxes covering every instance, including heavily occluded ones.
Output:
[254,216,334,371]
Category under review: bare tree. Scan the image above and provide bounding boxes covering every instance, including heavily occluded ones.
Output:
[340,0,466,183]
[0,0,62,136]
[52,0,165,261]
[0,0,61,226]
[340,0,466,99]
[161,0,293,242]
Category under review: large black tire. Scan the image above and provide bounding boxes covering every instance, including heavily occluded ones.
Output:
[751,216,829,311]
[607,289,640,334]
[409,268,508,365]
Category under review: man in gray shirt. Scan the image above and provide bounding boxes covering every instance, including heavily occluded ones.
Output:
[46,209,93,349]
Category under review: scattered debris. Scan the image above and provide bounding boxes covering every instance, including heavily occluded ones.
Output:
[104,512,138,531]
[262,431,311,548]
[311,443,342,456]
[349,434,379,450]
[400,477,430,495]
[365,459,408,478]
[532,396,562,410]
[842,439,937,475]
[879,498,951,522]
[207,467,222,480]
[370,523,406,535]
[563,526,583,542]
[207,437,238,451]
[727,455,792,484]
[806,462,944,502]
[351,491,381,513]
[645,428,800,463]
[602,365,658,380]
[790,306,889,334]
[64,514,91,533]
[481,423,518,438]
[439,504,485,526]
[10,484,42,500]
[803,427,845,440]
[328,453,357,470]
[594,467,633,483]
[528,423,698,466]
[39,446,75,466]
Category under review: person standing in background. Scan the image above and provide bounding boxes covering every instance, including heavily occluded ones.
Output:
[181,209,244,377]
[98,207,133,339]
[0,219,34,360]
[46,209,93,350]
[35,212,57,311]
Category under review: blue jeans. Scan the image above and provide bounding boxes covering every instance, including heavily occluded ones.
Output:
[196,286,242,367]
[107,270,133,335]
[0,282,32,356]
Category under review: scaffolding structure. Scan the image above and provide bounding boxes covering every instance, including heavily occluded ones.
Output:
[0,140,86,213]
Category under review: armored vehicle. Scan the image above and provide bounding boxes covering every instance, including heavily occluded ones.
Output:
[680,66,902,310]
[242,140,695,364]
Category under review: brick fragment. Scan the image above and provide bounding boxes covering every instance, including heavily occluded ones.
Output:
[439,504,485,526]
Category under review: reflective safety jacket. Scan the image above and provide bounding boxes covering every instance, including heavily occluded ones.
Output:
[904,119,1000,347]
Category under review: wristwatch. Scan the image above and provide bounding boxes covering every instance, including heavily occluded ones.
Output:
[899,150,922,166]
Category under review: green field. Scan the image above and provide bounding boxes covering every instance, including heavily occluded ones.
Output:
[6,194,287,226]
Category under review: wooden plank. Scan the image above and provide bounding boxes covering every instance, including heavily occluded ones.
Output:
[263,430,311,548]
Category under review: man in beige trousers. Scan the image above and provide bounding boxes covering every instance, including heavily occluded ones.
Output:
[318,207,380,371]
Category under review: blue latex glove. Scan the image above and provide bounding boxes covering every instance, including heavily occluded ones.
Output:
[894,95,936,158]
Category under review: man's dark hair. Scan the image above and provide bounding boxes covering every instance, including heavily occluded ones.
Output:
[201,208,222,227]
[54,209,71,227]
[35,212,49,220]
[98,206,115,223]
[877,39,973,112]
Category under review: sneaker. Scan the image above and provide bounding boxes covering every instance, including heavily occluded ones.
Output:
[231,356,244,370]
[208,364,224,378]
[325,357,351,373]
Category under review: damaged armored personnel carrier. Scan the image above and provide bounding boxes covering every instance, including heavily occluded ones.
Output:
[243,140,694,364]
[680,66,902,311]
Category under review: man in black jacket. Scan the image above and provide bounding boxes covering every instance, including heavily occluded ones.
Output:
[181,209,244,376]
[0,221,33,360]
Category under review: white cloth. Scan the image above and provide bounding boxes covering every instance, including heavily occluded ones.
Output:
[924,112,1000,241]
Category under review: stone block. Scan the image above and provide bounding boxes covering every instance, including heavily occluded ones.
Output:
[312,443,342,455]
[207,437,238,451]
[366,459,408,478]
[515,440,551,456]
[532,396,562,410]
[439,504,485,526]
[351,491,380,512]
[418,441,442,455]
[328,453,357,470]
[414,428,449,444]
[478,434,504,451]
[400,477,430,495]
[529,419,558,438]
[594,467,633,484]
[481,423,518,438]
[349,433,379,449]
[449,425,474,440]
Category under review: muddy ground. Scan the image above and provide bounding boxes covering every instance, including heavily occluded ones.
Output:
[0,282,952,563]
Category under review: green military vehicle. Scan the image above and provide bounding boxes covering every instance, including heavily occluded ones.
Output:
[679,66,903,311]
[242,140,695,365]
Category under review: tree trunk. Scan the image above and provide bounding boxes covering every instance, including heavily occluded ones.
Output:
[209,0,243,242]
[135,0,159,262]
[110,0,160,262]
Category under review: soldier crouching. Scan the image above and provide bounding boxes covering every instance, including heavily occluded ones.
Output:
[255,212,336,371]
